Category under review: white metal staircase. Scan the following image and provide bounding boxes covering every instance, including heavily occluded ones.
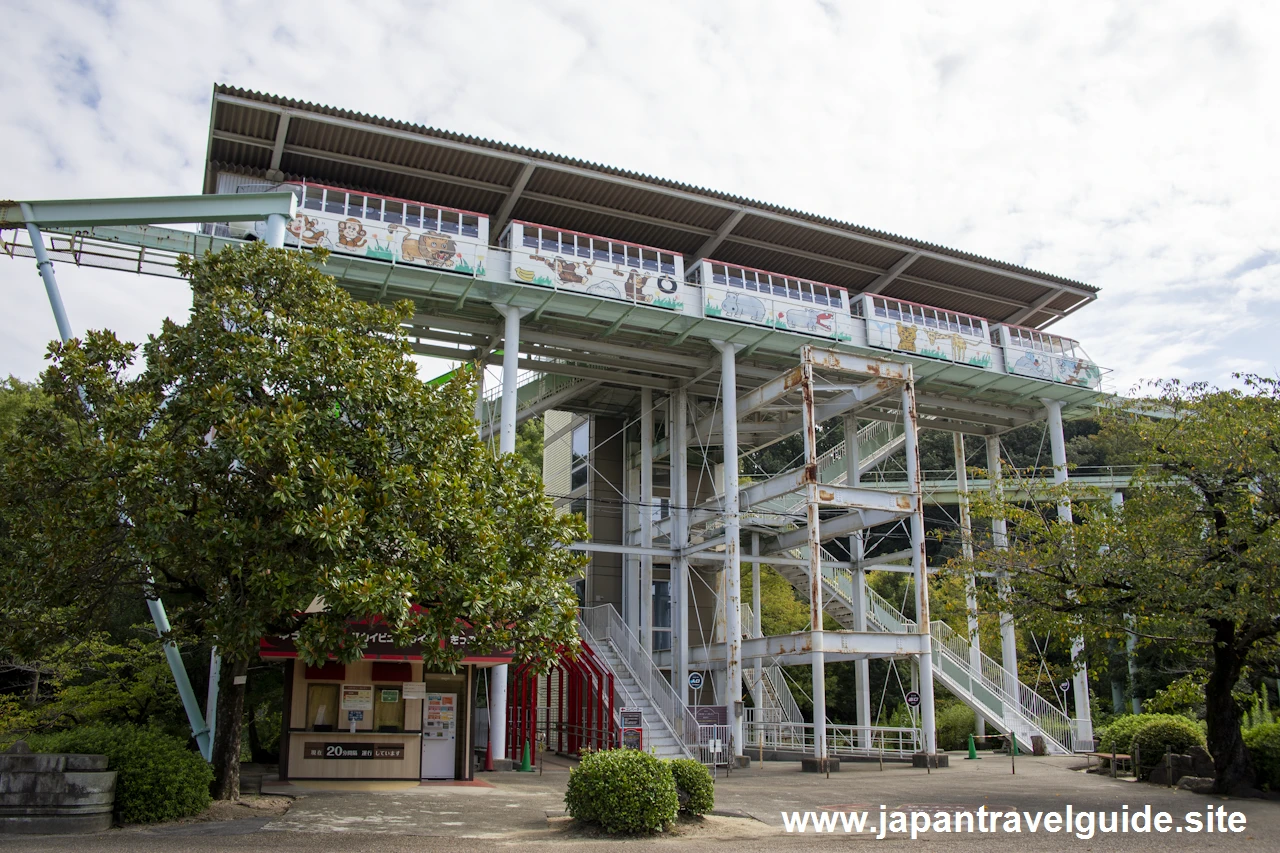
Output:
[578,605,699,759]
[774,556,1074,754]
[740,603,804,724]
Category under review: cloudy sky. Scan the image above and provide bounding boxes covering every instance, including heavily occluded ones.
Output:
[1,0,1276,393]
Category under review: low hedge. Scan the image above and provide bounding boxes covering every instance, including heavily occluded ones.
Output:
[668,758,714,815]
[1243,723,1280,791]
[1130,716,1206,778]
[26,724,213,823]
[935,704,977,751]
[565,748,678,834]
[1097,713,1197,757]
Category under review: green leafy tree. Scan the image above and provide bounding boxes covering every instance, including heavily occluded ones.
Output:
[949,377,1280,794]
[0,243,585,798]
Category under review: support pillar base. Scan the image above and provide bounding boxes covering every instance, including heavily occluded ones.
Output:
[911,752,950,769]
[800,757,840,773]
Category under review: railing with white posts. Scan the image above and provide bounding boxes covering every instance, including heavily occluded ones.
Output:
[743,710,921,758]
[578,604,700,759]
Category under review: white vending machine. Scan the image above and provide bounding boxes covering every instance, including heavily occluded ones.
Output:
[420,693,457,780]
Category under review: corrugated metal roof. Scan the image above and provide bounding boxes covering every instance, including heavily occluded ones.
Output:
[206,84,1100,328]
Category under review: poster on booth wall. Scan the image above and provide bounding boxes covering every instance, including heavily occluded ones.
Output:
[341,684,374,711]
[402,682,427,700]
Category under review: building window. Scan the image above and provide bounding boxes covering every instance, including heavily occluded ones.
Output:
[374,686,405,732]
[570,422,590,491]
[306,683,340,731]
[652,580,671,652]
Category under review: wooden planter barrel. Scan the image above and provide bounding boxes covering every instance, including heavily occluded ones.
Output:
[0,741,117,834]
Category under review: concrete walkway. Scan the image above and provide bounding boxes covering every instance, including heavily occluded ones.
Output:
[2,753,1278,851]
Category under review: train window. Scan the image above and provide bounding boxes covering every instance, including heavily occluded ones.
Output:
[440,210,460,234]
[593,240,609,262]
[800,281,814,303]
[711,264,727,285]
[576,236,590,258]
[611,245,626,264]
[520,225,537,248]
[324,190,345,215]
[626,246,640,268]
[660,253,675,275]
[642,249,658,271]
[541,228,558,252]
[461,215,479,237]
[423,208,441,231]
[773,279,789,298]
[347,195,365,218]
[384,200,403,225]
[304,186,324,211]
[405,206,422,228]
[727,266,744,288]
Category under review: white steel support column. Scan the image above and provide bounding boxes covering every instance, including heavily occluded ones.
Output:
[986,435,1019,702]
[714,342,744,757]
[902,384,937,754]
[1044,398,1092,747]
[845,415,872,749]
[671,387,690,705]
[264,212,288,249]
[640,388,655,653]
[490,305,529,763]
[953,433,985,737]
[750,532,763,716]
[802,359,826,760]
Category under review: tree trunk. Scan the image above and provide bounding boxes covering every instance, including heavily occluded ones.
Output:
[1205,619,1254,795]
[211,657,249,800]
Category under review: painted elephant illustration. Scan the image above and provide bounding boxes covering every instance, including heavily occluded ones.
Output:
[721,292,766,323]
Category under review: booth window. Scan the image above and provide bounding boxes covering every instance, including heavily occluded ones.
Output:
[306,683,340,731]
[374,686,405,732]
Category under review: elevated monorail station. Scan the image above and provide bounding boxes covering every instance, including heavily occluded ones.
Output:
[1,84,1114,777]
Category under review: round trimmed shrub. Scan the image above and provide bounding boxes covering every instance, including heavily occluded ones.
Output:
[565,748,678,834]
[667,758,714,815]
[1130,716,1206,778]
[27,724,213,823]
[1243,722,1280,791]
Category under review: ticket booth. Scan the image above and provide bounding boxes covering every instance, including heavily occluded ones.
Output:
[261,621,511,782]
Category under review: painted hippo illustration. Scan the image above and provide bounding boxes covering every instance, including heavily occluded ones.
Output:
[785,308,835,333]
[721,292,766,322]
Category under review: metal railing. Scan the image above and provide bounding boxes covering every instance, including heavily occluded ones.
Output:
[753,420,907,518]
[743,712,921,758]
[578,604,699,759]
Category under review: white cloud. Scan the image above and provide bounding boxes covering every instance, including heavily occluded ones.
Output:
[1,0,1276,390]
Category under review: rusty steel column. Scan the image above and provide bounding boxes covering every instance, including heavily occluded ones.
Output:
[714,342,744,756]
[750,532,763,719]
[901,382,937,754]
[954,432,985,738]
[845,414,872,749]
[801,356,826,760]
[985,435,1020,706]
[1044,398,1093,748]
[670,386,690,704]
[640,387,654,653]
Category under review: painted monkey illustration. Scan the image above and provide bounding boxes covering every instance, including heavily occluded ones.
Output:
[336,217,368,249]
[531,255,593,285]
[614,269,652,302]
[287,215,330,248]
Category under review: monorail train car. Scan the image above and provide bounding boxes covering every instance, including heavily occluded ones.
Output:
[499,221,686,310]
[854,294,994,369]
[994,324,1102,388]
[229,181,489,274]
[687,260,854,343]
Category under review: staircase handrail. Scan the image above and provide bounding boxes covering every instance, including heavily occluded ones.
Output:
[928,619,1073,753]
[578,605,698,758]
